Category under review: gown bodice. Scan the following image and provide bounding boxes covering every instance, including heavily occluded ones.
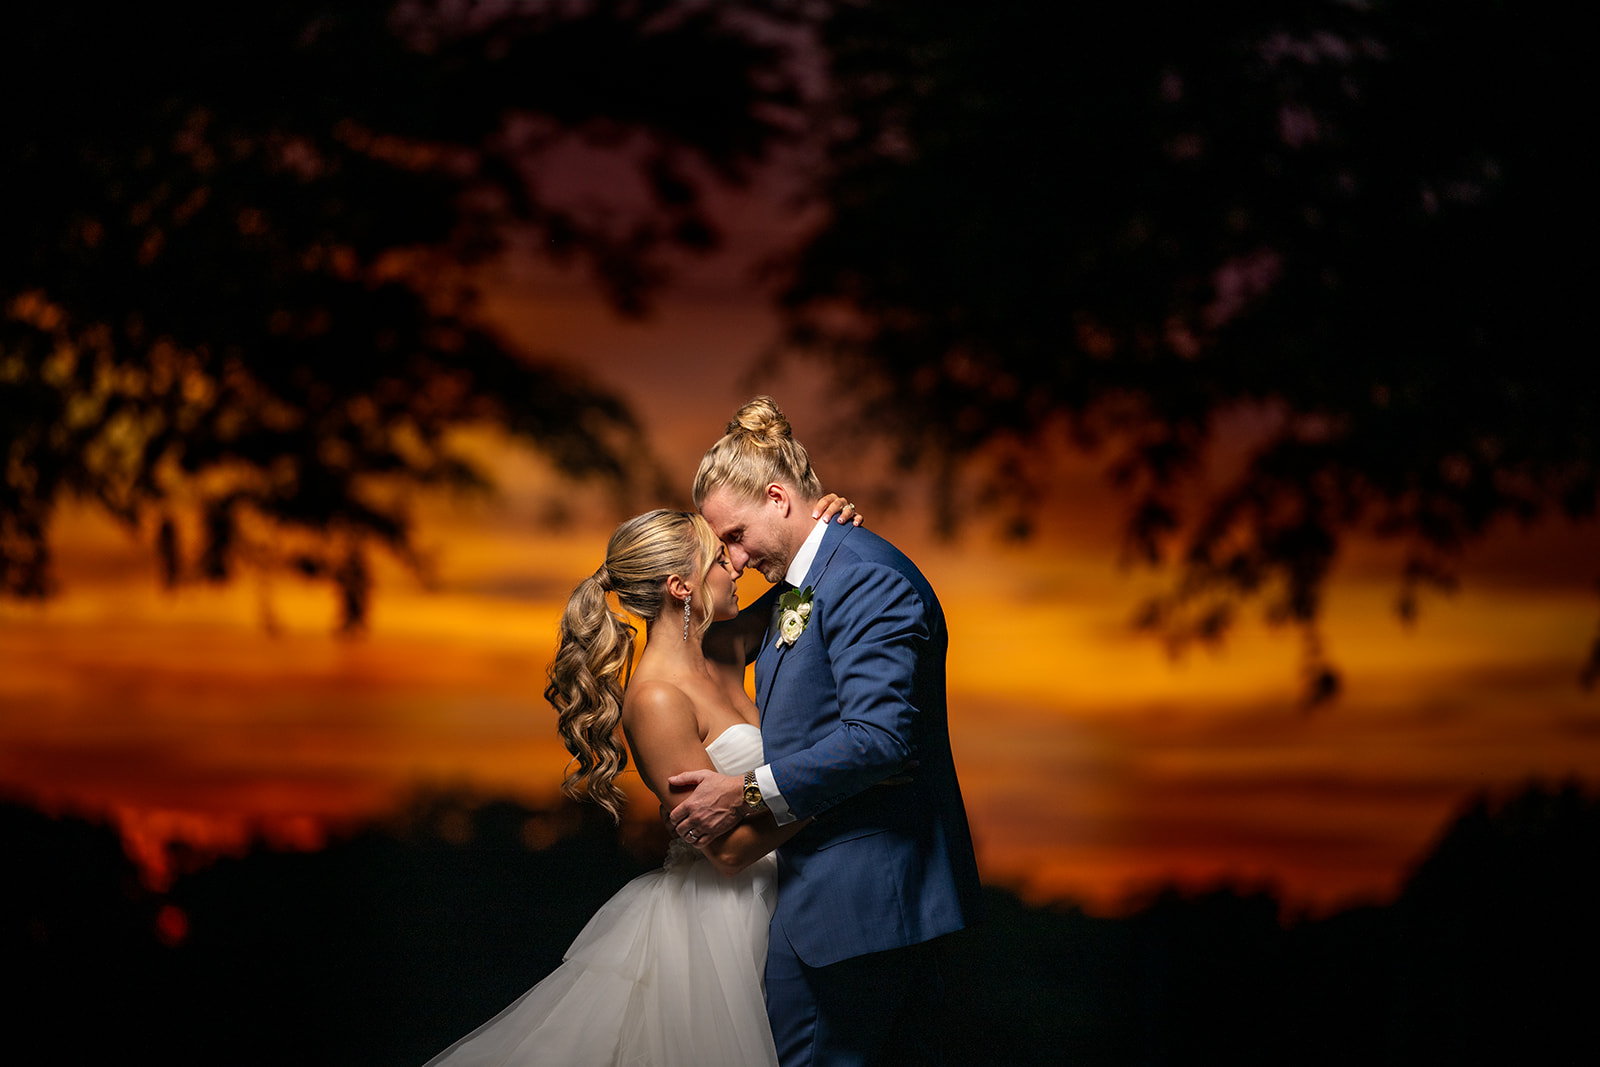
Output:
[704,722,763,777]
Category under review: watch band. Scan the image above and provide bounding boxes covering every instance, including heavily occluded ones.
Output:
[743,770,767,812]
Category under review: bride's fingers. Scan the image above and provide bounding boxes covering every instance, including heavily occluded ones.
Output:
[812,493,844,522]
[812,493,865,525]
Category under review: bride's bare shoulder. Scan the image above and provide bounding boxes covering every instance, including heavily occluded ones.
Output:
[624,675,686,709]
[621,677,699,732]
[621,677,716,787]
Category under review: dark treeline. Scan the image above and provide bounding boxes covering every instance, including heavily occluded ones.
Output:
[5,780,1596,1065]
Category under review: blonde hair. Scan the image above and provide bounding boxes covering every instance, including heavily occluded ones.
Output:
[544,509,723,821]
[692,395,823,508]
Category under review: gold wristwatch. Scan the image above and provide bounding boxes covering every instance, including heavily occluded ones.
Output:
[743,771,767,812]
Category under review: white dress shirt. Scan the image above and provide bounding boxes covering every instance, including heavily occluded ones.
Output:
[751,516,830,824]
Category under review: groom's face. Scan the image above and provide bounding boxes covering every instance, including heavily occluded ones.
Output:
[699,486,791,585]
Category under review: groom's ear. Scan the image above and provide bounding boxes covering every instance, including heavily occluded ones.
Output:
[765,483,791,515]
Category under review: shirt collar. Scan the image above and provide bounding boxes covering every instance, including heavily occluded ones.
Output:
[784,516,829,588]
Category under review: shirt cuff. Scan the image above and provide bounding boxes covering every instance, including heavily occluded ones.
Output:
[754,764,795,825]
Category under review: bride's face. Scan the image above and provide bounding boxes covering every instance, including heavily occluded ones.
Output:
[703,545,740,622]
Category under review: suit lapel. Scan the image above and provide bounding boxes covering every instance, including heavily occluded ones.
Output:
[756,629,785,712]
[755,523,854,712]
[755,601,792,711]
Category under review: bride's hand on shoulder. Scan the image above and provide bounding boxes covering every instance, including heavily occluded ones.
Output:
[813,492,864,526]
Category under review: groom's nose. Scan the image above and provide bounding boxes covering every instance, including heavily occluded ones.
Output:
[728,544,750,574]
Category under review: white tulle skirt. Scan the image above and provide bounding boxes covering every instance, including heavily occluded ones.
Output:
[423,843,779,1067]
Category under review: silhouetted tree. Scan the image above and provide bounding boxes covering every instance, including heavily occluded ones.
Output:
[1393,781,1600,1064]
[1,800,168,1061]
[2,0,802,626]
[778,0,1598,698]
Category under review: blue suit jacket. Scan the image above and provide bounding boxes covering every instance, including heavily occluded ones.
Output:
[754,522,984,967]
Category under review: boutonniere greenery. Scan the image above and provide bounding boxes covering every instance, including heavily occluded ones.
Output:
[776,585,814,647]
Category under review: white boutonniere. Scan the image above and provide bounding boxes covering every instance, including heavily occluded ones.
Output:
[775,585,814,647]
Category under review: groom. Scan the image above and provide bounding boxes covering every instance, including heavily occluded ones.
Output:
[668,397,984,1066]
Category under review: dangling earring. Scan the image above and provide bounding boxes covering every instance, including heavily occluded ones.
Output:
[682,593,692,641]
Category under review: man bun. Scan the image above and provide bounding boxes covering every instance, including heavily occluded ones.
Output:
[694,395,823,506]
[727,395,792,446]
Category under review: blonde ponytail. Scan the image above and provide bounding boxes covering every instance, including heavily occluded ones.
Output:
[544,509,724,820]
[545,571,635,821]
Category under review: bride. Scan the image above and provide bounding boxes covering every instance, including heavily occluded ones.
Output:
[423,498,858,1066]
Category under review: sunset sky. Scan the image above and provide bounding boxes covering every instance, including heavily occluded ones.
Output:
[4,139,1598,919]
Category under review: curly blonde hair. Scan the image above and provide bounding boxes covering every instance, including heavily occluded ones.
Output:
[543,509,723,821]
[692,395,823,508]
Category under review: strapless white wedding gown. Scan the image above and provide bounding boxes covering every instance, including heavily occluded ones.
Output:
[422,723,778,1067]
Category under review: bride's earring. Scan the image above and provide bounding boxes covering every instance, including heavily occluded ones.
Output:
[682,593,692,641]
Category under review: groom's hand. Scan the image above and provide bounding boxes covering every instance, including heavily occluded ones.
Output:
[666,769,745,842]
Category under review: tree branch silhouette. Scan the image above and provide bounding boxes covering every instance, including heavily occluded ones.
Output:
[2,0,804,627]
[777,0,1598,700]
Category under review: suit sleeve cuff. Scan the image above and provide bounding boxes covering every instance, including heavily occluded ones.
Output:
[754,764,795,825]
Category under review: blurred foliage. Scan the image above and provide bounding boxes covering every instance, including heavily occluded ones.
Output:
[780,0,1598,699]
[1,0,803,626]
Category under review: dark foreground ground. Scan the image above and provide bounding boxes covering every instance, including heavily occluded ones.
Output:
[5,780,1596,1066]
